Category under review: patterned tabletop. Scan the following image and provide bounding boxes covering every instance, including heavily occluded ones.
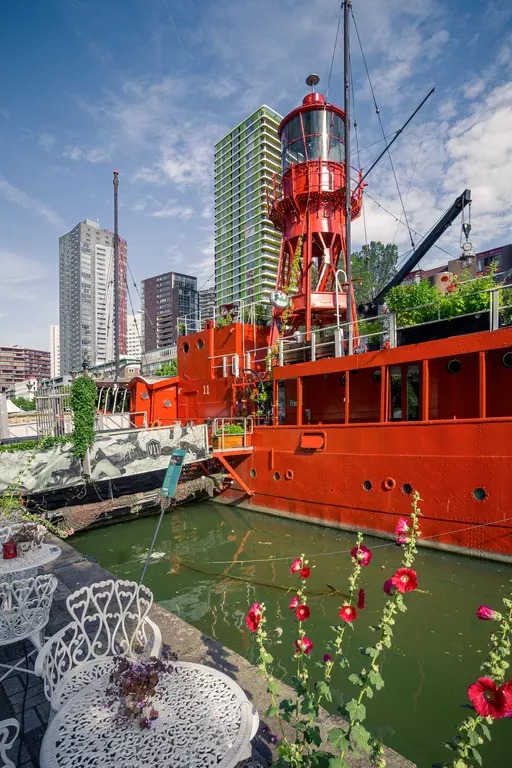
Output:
[40,661,256,768]
[0,543,61,577]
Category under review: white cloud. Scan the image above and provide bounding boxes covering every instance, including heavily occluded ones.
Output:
[63,144,111,163]
[38,132,56,152]
[0,176,65,229]
[463,79,485,99]
[150,204,194,219]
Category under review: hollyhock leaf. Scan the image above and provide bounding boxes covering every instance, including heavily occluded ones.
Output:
[480,724,491,741]
[338,654,348,668]
[317,681,332,702]
[349,673,364,686]
[383,635,392,648]
[327,728,350,750]
[279,698,295,714]
[369,670,385,690]
[366,646,378,658]
[396,600,408,613]
[262,652,273,664]
[470,748,482,766]
[351,724,372,752]
[265,704,278,718]
[268,680,280,695]
[346,699,366,722]
[305,725,322,747]
[365,685,374,699]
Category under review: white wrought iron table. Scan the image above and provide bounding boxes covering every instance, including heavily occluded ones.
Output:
[0,543,61,580]
[40,660,259,768]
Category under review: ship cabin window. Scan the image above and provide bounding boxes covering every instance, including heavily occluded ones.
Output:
[389,364,420,422]
[348,368,381,423]
[281,109,345,171]
[484,348,512,418]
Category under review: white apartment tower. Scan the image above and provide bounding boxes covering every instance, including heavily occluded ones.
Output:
[126,313,142,358]
[59,219,127,375]
[49,325,60,378]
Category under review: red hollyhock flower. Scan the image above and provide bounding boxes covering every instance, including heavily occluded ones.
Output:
[339,605,358,623]
[350,544,373,566]
[245,603,262,632]
[289,595,299,610]
[447,284,455,292]
[299,566,311,579]
[357,588,365,610]
[468,678,512,719]
[295,604,310,622]
[391,568,418,593]
[383,579,395,596]
[290,558,303,574]
[323,654,332,664]
[476,605,496,621]
[295,636,313,655]
[395,517,410,537]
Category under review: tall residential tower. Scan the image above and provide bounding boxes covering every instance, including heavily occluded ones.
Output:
[214,106,282,307]
[141,272,198,352]
[59,219,127,375]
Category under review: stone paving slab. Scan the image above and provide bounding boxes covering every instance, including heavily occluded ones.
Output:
[0,536,416,768]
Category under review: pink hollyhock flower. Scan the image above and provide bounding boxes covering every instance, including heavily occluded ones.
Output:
[339,605,358,623]
[447,284,455,292]
[383,579,395,595]
[289,595,299,610]
[396,536,408,546]
[468,678,512,719]
[391,568,418,593]
[245,603,262,633]
[476,605,496,621]
[395,518,409,537]
[290,558,303,574]
[295,636,313,655]
[350,544,373,566]
[299,566,311,579]
[323,654,332,664]
[357,588,365,610]
[295,604,310,622]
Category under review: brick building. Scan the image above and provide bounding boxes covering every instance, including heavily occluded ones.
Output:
[0,346,51,393]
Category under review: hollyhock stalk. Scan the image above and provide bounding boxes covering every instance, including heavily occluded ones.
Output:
[337,492,422,765]
[252,602,288,745]
[441,594,512,767]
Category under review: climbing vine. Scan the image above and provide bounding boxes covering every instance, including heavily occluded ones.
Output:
[265,236,304,371]
[70,374,97,460]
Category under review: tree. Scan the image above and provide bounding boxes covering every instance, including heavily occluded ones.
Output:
[154,360,177,377]
[10,396,35,411]
[351,241,399,307]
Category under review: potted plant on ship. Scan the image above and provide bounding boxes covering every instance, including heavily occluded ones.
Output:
[12,521,46,554]
[212,423,245,450]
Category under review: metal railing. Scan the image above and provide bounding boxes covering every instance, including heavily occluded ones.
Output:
[35,386,72,438]
[211,417,253,450]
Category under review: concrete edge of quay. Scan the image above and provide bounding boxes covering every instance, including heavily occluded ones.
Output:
[38,534,417,768]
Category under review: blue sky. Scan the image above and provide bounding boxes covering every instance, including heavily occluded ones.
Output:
[1,0,511,350]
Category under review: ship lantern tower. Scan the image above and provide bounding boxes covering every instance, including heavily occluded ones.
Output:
[267,74,363,341]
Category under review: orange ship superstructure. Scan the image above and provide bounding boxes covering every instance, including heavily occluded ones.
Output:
[129,81,512,562]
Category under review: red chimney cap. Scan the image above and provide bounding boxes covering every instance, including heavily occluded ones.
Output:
[303,92,325,106]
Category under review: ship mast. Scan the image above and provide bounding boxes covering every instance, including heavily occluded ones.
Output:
[343,0,353,353]
[113,170,120,385]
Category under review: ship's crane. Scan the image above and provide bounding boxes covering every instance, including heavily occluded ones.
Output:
[358,188,472,316]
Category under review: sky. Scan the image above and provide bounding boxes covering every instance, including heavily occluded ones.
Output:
[1,0,511,350]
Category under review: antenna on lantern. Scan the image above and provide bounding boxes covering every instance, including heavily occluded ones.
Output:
[306,73,320,92]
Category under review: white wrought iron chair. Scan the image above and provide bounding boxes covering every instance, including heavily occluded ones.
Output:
[0,718,19,768]
[0,575,58,683]
[34,579,162,714]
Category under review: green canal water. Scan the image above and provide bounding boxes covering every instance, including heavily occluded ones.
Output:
[72,502,512,767]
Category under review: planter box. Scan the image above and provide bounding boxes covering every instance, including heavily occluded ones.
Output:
[212,435,244,450]
[398,313,489,346]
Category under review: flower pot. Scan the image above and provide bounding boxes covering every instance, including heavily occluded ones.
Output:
[17,541,33,555]
[212,434,244,449]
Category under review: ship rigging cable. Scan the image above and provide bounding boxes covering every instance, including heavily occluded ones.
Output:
[210,514,512,565]
[326,2,343,101]
[351,6,415,251]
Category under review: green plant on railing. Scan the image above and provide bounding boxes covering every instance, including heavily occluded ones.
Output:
[70,374,97,460]
[154,360,178,377]
[0,436,71,454]
[245,493,423,767]
[215,423,244,435]
[386,279,440,327]
[439,263,498,320]
[216,313,233,328]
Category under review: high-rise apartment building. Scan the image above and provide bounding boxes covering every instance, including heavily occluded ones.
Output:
[50,325,60,378]
[199,287,216,325]
[59,219,127,374]
[214,105,282,307]
[0,346,51,393]
[141,272,198,352]
[126,313,142,358]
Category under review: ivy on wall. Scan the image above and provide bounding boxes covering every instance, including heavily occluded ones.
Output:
[70,374,97,459]
[0,436,71,454]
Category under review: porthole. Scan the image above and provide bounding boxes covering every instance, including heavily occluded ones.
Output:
[340,374,346,387]
[447,359,462,374]
[473,488,487,501]
[383,477,396,491]
[250,469,257,478]
[183,342,190,354]
[197,338,204,350]
[141,392,149,400]
[273,472,281,481]
[402,483,413,495]
[163,399,171,408]
[372,370,382,383]
[363,480,372,491]
[503,351,512,368]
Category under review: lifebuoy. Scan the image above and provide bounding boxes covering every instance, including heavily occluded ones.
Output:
[150,419,162,428]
